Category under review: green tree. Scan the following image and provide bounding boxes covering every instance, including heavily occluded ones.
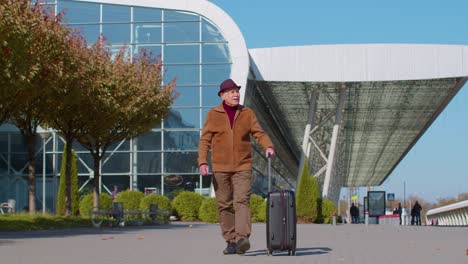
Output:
[43,31,97,216]
[457,193,468,202]
[296,163,319,223]
[0,0,72,213]
[436,196,458,207]
[74,42,177,210]
[320,198,337,224]
[56,146,79,215]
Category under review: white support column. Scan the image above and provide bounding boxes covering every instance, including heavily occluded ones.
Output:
[52,132,57,213]
[42,137,46,214]
[131,138,138,190]
[297,91,317,182]
[323,87,347,198]
[98,152,102,194]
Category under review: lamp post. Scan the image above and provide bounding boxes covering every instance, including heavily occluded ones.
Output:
[403,180,407,225]
[403,181,406,208]
[38,128,51,214]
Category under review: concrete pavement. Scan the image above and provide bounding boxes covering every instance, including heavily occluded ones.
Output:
[0,222,467,264]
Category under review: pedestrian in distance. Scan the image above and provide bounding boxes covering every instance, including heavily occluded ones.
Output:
[111,185,119,201]
[410,207,415,225]
[397,202,402,225]
[412,201,422,225]
[350,203,359,224]
[198,79,275,255]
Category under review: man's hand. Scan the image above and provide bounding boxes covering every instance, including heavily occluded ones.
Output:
[265,147,275,158]
[199,164,209,176]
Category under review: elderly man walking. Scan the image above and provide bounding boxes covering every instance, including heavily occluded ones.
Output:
[198,79,275,255]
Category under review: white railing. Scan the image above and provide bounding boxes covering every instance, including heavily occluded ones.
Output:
[426,200,468,226]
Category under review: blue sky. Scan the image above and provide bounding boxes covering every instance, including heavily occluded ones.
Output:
[210,0,468,203]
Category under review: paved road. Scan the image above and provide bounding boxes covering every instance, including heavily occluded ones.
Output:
[0,223,467,264]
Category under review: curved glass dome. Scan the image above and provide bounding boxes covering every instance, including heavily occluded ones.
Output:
[57,0,233,178]
[0,1,235,211]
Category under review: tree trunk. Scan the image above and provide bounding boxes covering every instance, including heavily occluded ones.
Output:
[26,133,36,215]
[65,137,73,216]
[92,149,101,210]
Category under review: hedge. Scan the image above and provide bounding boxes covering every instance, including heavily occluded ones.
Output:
[199,198,219,223]
[79,193,112,217]
[321,198,337,224]
[250,194,266,223]
[172,191,205,221]
[0,214,89,231]
[114,190,145,211]
[140,194,172,221]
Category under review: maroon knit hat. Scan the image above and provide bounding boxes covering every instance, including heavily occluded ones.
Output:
[218,79,241,96]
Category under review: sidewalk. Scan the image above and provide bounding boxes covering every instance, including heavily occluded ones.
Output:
[0,222,467,264]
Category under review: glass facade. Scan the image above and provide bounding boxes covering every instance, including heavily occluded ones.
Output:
[0,0,232,212]
[2,0,296,213]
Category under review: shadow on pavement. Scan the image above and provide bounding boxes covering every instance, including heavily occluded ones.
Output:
[244,247,332,256]
[0,240,16,246]
[0,222,205,240]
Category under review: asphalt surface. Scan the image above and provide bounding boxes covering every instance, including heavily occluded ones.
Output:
[0,222,467,264]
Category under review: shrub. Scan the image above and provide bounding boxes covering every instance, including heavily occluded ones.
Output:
[114,190,145,211]
[140,194,172,221]
[172,191,205,221]
[257,199,267,223]
[199,198,219,223]
[0,213,89,231]
[250,194,267,223]
[140,194,172,211]
[321,198,337,224]
[79,193,112,217]
[56,146,79,215]
[296,163,319,223]
[166,188,184,200]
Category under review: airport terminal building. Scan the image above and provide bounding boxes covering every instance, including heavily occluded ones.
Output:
[1,0,467,212]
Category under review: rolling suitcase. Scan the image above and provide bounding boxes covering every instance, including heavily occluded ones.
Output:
[266,157,297,256]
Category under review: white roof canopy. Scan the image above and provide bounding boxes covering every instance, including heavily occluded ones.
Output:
[249,44,468,189]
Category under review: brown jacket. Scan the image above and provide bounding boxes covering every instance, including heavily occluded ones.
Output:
[198,103,273,172]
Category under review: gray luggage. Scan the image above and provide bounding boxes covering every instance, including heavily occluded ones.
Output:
[266,157,297,256]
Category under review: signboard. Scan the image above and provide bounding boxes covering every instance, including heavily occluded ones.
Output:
[164,175,184,187]
[144,187,159,195]
[358,205,364,222]
[363,196,368,213]
[367,191,386,217]
[387,193,395,201]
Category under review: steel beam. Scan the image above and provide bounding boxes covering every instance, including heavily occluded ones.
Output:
[296,91,317,183]
[323,87,347,198]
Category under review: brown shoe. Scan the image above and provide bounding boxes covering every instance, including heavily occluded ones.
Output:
[236,238,250,254]
[223,242,237,255]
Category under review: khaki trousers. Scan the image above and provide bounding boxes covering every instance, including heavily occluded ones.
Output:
[213,170,252,243]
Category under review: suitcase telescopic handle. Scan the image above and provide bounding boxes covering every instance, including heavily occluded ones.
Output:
[268,156,272,192]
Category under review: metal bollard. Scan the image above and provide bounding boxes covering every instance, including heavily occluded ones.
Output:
[332,212,336,226]
[112,202,124,226]
[365,210,369,226]
[150,204,159,221]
